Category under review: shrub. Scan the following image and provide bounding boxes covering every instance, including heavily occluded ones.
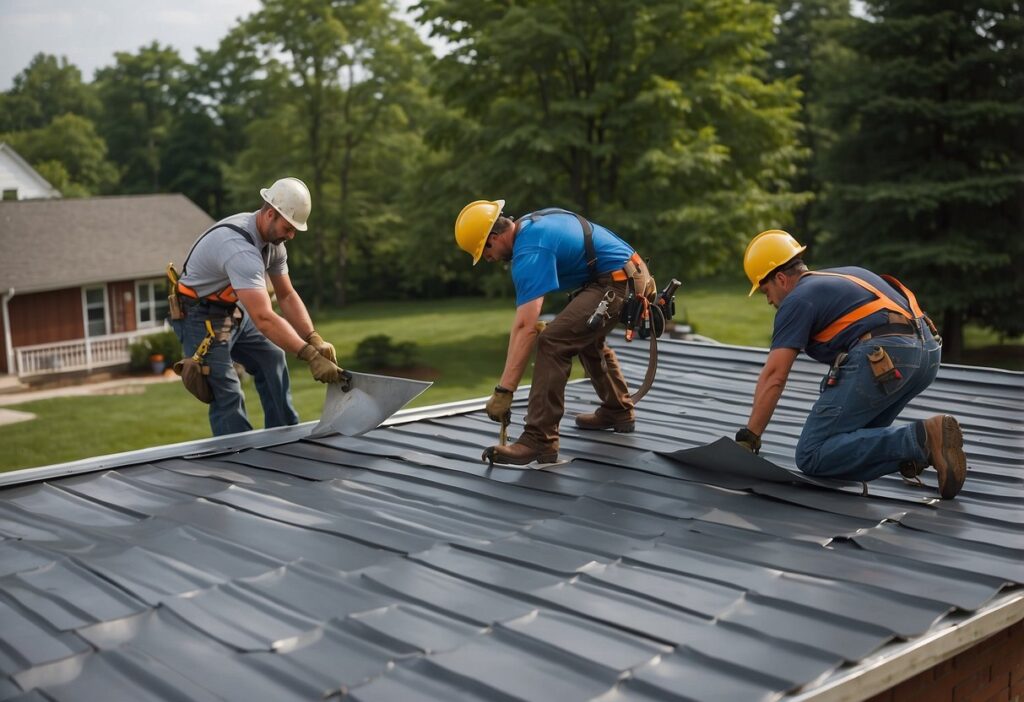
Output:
[128,329,182,371]
[354,334,418,370]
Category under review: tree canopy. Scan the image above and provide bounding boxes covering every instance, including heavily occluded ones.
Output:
[0,0,1018,350]
[821,0,1024,357]
[416,0,809,283]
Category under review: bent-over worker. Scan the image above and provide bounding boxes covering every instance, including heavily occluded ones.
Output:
[171,177,348,436]
[735,229,967,498]
[454,199,653,465]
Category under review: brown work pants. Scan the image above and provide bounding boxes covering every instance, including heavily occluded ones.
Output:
[520,264,648,451]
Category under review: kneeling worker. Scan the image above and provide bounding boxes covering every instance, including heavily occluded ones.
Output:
[735,229,967,498]
[455,199,652,465]
[171,177,348,436]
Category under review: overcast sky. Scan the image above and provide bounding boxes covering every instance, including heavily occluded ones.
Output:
[0,0,264,90]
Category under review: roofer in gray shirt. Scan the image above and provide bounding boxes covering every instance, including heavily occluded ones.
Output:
[170,177,348,436]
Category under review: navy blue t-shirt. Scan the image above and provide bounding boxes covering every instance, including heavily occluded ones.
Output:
[510,212,634,306]
[771,267,913,364]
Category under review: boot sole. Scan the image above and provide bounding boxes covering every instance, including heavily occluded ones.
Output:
[575,421,635,433]
[937,415,967,500]
[493,452,558,466]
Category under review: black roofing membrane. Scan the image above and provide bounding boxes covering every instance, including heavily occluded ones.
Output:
[1,339,1021,701]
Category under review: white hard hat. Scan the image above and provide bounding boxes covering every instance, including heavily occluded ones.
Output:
[260,177,311,231]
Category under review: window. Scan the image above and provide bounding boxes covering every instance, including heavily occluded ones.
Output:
[136,279,169,327]
[2,188,17,201]
[83,286,108,337]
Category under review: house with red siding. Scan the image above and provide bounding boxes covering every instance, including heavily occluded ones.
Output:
[0,194,213,377]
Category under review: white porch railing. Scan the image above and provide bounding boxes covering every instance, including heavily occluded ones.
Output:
[14,327,169,377]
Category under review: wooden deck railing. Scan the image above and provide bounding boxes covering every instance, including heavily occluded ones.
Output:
[14,328,168,377]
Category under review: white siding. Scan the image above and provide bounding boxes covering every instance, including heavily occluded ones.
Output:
[0,144,61,200]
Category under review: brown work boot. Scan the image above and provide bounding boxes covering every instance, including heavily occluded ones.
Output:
[922,415,967,499]
[574,411,635,433]
[488,441,558,466]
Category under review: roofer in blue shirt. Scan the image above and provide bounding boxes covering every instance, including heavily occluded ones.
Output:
[170,177,348,436]
[734,229,968,498]
[454,199,654,465]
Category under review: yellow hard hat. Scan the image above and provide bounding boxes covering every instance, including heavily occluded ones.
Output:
[455,199,505,265]
[743,229,806,296]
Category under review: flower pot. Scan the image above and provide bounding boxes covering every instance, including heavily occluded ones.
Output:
[149,353,166,375]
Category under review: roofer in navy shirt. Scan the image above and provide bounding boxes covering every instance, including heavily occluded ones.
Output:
[734,229,968,499]
[454,199,653,465]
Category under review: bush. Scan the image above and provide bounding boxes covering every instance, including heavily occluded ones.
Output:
[128,329,182,371]
[353,334,418,370]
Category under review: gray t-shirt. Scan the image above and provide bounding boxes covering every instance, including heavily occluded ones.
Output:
[179,211,288,297]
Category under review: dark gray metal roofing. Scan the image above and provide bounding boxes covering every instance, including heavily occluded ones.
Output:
[0,339,1021,701]
[0,194,214,293]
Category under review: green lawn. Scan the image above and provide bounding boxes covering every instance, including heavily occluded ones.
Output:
[0,297,562,473]
[0,287,1019,473]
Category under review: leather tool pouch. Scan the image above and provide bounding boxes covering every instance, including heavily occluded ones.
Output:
[166,263,185,320]
[173,358,213,404]
[623,259,657,302]
[867,346,899,385]
[168,292,184,320]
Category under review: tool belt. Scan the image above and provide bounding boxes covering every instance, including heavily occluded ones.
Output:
[856,312,917,345]
[178,294,239,316]
[615,256,659,340]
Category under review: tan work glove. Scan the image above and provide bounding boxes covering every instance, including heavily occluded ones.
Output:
[305,330,337,363]
[485,385,513,423]
[298,343,352,388]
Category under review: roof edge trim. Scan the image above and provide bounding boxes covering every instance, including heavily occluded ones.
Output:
[788,590,1024,701]
[0,393,499,488]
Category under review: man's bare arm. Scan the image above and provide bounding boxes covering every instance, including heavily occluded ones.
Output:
[745,347,799,435]
[268,272,315,340]
[499,297,544,390]
[235,287,307,354]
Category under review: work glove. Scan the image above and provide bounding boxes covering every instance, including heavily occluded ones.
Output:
[735,427,762,454]
[298,343,352,389]
[305,330,337,363]
[485,385,513,423]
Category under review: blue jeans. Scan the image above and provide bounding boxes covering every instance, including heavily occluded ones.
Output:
[172,306,299,436]
[795,326,941,481]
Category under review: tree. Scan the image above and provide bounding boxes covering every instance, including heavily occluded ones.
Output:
[170,24,287,219]
[768,0,854,249]
[235,0,434,308]
[414,0,809,282]
[1,114,119,196]
[822,0,1024,358]
[94,43,187,193]
[0,54,100,132]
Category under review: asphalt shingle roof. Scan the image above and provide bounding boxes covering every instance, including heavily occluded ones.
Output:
[0,338,1021,700]
[0,194,214,293]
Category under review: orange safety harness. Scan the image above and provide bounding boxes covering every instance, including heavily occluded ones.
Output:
[805,271,936,343]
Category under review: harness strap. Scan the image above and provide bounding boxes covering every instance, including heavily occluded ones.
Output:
[806,271,915,343]
[178,223,268,305]
[522,208,598,281]
[611,253,645,282]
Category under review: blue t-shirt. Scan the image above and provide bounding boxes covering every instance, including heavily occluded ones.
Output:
[510,212,635,306]
[771,267,913,364]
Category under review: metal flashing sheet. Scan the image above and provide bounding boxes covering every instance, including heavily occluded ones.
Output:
[0,339,1020,701]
